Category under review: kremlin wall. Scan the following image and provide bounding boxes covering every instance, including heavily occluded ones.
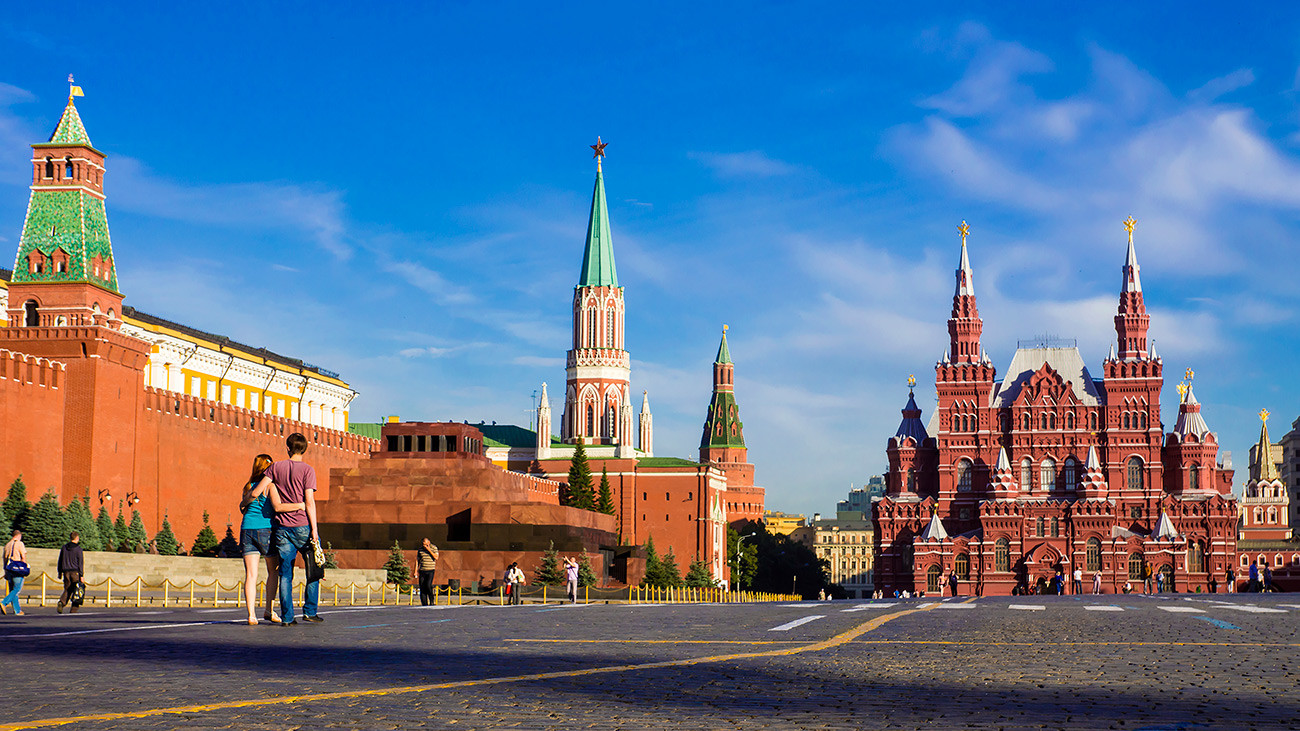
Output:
[0,92,765,587]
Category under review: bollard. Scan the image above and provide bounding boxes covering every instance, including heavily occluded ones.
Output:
[350,584,355,606]
[585,585,589,604]
[366,584,371,605]
[136,576,142,608]
[164,580,169,608]
[189,579,194,608]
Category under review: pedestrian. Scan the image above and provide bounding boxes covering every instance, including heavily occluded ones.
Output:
[1263,565,1273,593]
[1208,574,1218,594]
[239,453,281,626]
[506,562,525,605]
[56,531,84,613]
[2,529,28,616]
[1226,567,1236,593]
[1155,570,1164,594]
[417,538,439,606]
[948,571,958,597]
[1248,561,1259,593]
[262,432,323,626]
[1072,567,1083,595]
[1143,564,1152,594]
[564,556,580,604]
[1093,572,1102,595]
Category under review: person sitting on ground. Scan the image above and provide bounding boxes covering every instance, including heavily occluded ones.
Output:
[2,529,27,616]
[57,531,84,614]
[1123,580,1133,594]
[240,452,289,626]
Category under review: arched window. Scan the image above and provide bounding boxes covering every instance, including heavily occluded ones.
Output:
[1036,517,1044,537]
[1140,412,1148,429]
[1123,413,1131,429]
[1188,466,1199,491]
[1188,541,1204,573]
[1041,414,1048,429]
[1087,537,1101,572]
[906,468,916,492]
[955,553,969,580]
[1128,553,1145,580]
[1066,412,1075,430]
[959,415,967,432]
[587,310,597,348]
[1021,458,1033,492]
[1051,517,1060,537]
[24,300,39,327]
[956,458,973,492]
[1253,507,1263,525]
[585,405,594,436]
[1040,458,1057,491]
[1022,413,1031,430]
[995,538,1010,572]
[44,158,53,178]
[1049,413,1057,430]
[1089,412,1098,430]
[1127,457,1144,490]
[927,564,942,592]
[64,158,73,179]
[606,309,615,348]
[1063,457,1078,491]
[1268,507,1277,525]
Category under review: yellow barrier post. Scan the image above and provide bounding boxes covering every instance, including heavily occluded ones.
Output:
[366,584,371,605]
[214,580,219,607]
[40,573,46,608]
[585,585,589,604]
[350,584,355,606]
[188,579,194,608]
[164,580,169,608]
[136,576,142,608]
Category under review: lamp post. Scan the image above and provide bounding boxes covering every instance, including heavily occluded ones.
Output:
[126,491,140,506]
[733,533,755,590]
[96,489,112,505]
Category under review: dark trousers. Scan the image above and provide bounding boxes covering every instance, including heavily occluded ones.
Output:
[418,570,435,605]
[59,571,81,609]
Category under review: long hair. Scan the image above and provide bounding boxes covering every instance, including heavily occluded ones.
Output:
[249,453,274,485]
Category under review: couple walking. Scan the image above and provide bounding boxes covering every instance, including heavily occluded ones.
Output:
[239,432,325,626]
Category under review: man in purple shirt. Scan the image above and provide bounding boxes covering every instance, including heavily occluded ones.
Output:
[259,432,321,625]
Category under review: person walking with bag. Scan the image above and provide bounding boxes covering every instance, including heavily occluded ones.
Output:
[417,539,439,606]
[2,529,28,615]
[56,531,84,613]
[261,432,323,626]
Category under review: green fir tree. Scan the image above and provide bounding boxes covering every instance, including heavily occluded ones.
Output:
[577,552,598,587]
[3,476,31,533]
[383,541,411,586]
[217,525,240,557]
[0,504,9,538]
[153,517,179,556]
[684,559,719,588]
[23,489,71,548]
[565,439,595,510]
[659,548,684,588]
[191,511,219,557]
[66,497,102,551]
[128,510,148,553]
[534,541,564,585]
[113,509,130,553]
[322,541,339,569]
[640,535,663,587]
[596,467,615,515]
[96,507,116,551]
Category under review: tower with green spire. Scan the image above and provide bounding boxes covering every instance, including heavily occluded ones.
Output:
[700,325,763,524]
[6,80,123,329]
[562,138,641,454]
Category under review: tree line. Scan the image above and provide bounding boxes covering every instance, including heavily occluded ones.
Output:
[2,476,239,557]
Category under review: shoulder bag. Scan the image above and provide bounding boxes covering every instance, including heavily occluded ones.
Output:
[3,545,29,577]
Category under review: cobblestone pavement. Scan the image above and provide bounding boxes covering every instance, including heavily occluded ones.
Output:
[2,593,1298,729]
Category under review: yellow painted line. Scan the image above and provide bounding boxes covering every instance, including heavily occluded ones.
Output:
[855,640,1300,648]
[0,606,933,730]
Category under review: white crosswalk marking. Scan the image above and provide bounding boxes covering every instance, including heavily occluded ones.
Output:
[768,615,825,632]
[1009,605,1045,611]
[1158,606,1203,613]
[936,603,976,609]
[1218,605,1287,613]
[841,603,897,612]
[1278,604,1300,610]
[1085,606,1124,612]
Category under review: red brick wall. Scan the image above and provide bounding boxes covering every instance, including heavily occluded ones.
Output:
[0,348,66,496]
[134,387,376,543]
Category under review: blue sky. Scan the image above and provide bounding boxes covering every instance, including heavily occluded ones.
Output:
[2,4,1299,517]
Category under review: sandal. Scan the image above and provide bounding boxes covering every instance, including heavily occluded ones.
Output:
[263,611,281,623]
[247,618,259,626]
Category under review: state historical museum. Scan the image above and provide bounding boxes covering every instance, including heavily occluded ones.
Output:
[874,220,1238,596]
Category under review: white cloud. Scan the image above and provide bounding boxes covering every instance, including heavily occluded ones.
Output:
[1188,68,1256,103]
[690,150,799,178]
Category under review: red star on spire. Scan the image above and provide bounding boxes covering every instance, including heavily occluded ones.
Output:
[590,136,608,159]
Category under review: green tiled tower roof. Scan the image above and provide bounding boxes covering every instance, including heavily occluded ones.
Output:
[578,169,619,287]
[11,98,119,293]
[701,330,745,449]
[48,99,92,146]
[715,331,732,364]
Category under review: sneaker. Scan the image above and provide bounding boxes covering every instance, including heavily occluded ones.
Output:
[280,620,298,626]
[302,615,324,623]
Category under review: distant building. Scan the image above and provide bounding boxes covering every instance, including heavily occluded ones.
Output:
[836,476,886,513]
[1276,416,1300,530]
[1238,410,1299,590]
[763,511,806,536]
[792,513,874,598]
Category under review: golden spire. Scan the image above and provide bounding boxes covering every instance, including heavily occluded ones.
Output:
[907,374,917,392]
[1185,367,1194,382]
[67,74,83,101]
[723,323,728,332]
[1123,216,1137,244]
[958,220,970,245]
[1176,382,1188,402]
[1260,408,1270,423]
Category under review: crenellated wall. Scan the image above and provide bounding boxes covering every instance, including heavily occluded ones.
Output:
[0,348,67,496]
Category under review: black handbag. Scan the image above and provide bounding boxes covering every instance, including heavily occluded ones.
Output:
[302,540,326,582]
[71,580,86,606]
[4,560,30,577]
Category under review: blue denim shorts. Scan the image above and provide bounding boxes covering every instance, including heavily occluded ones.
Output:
[240,527,274,556]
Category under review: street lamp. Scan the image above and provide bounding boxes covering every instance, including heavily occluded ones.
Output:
[733,533,755,589]
[96,489,112,505]
[126,491,140,505]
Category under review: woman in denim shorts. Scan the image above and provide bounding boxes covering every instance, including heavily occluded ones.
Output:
[240,454,282,625]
